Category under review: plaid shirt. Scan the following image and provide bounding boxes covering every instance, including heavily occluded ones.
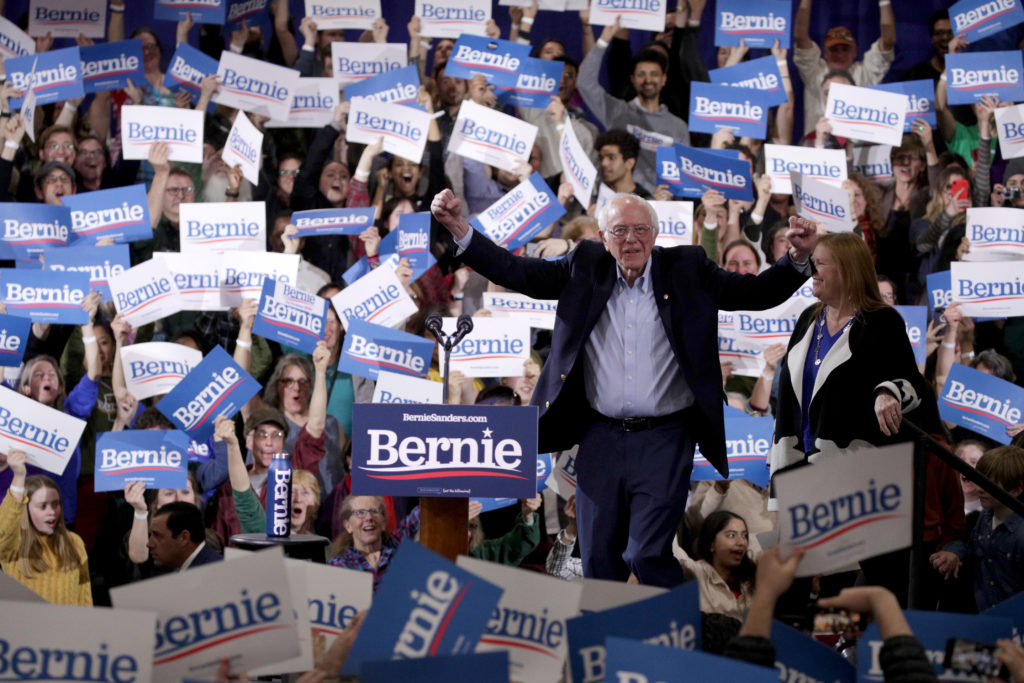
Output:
[328,507,420,592]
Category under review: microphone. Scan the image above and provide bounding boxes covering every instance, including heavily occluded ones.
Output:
[451,313,474,346]
[425,312,444,343]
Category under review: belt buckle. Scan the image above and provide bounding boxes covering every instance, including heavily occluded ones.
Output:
[621,417,648,432]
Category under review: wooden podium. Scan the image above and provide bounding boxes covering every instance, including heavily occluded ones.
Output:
[419,497,468,561]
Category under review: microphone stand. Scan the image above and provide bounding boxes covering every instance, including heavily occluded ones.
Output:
[426,314,473,405]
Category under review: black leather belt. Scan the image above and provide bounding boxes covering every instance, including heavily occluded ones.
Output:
[593,409,689,432]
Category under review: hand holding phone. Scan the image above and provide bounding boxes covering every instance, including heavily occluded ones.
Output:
[944,638,1010,679]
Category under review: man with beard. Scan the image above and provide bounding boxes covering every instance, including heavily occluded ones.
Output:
[900,10,952,84]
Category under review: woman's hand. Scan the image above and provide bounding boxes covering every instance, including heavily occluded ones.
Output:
[874,391,902,436]
[213,415,238,445]
[6,449,27,478]
[114,392,138,430]
[929,550,961,579]
[359,225,381,258]
[281,224,301,254]
[125,481,148,514]
[312,340,330,372]
[235,298,258,333]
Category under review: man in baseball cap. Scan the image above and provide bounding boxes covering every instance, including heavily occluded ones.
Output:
[34,161,76,206]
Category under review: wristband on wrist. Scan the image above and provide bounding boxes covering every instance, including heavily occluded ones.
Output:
[235,338,252,349]
[4,140,19,149]
[451,292,464,300]
[941,341,956,349]
[560,529,576,544]
[367,254,380,263]
[110,4,125,11]
[688,18,700,26]
[229,43,243,53]
[703,220,719,230]
[750,211,764,224]
[521,16,534,26]
[354,170,369,181]
[134,510,148,520]
[761,370,775,380]
[419,38,432,49]
[940,72,947,81]
[555,122,566,131]
[961,350,975,360]
[225,190,240,198]
[878,0,891,5]
[596,38,609,48]
[301,43,315,52]
[10,484,25,494]
[82,335,97,344]
[776,59,787,66]
[0,111,11,118]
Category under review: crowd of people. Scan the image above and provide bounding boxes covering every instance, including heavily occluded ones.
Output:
[1,0,1024,679]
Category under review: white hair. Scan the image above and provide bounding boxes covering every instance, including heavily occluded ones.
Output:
[596,193,660,237]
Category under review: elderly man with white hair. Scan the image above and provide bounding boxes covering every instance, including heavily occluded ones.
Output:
[431,189,817,586]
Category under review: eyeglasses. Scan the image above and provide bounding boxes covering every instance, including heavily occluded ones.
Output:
[165,186,195,196]
[892,153,918,165]
[255,429,285,441]
[880,292,895,302]
[350,508,384,519]
[45,142,76,152]
[607,225,653,239]
[78,148,105,158]
[43,174,72,186]
[279,169,300,176]
[279,377,311,389]
[141,43,160,53]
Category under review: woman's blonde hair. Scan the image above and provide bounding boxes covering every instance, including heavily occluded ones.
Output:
[263,354,314,410]
[293,470,321,531]
[925,165,968,223]
[328,495,386,558]
[17,356,66,409]
[811,233,887,318]
[18,475,82,577]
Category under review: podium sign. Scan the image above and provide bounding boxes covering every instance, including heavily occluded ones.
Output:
[351,403,538,499]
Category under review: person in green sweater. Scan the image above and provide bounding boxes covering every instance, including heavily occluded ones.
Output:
[468,496,543,566]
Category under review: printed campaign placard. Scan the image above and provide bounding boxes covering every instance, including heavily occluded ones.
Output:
[331,263,418,329]
[893,305,927,364]
[870,79,936,132]
[80,40,144,94]
[339,319,435,380]
[154,0,226,24]
[731,280,815,349]
[691,416,772,487]
[473,452,552,508]
[927,269,952,318]
[214,51,299,121]
[939,363,1024,444]
[156,345,262,441]
[560,121,598,207]
[292,207,376,237]
[688,81,770,139]
[588,0,666,32]
[110,549,301,681]
[373,370,444,404]
[714,0,791,49]
[0,16,34,60]
[951,260,1024,316]
[392,212,434,277]
[0,314,31,367]
[5,47,84,109]
[1,203,71,260]
[347,97,431,162]
[825,82,908,147]
[445,34,531,89]
[791,170,853,233]
[253,277,329,354]
[772,620,856,683]
[1,269,90,324]
[545,448,577,499]
[851,144,895,183]
[219,252,300,306]
[342,541,503,675]
[982,590,1024,639]
[566,582,701,683]
[29,0,106,38]
[121,105,204,163]
[996,103,1024,161]
[458,555,583,683]
[677,144,752,201]
[108,259,182,327]
[656,144,687,197]
[441,316,531,379]
[719,333,765,376]
[709,56,787,109]
[469,173,566,252]
[225,0,270,31]
[964,207,1024,259]
[651,200,694,248]
[42,243,131,301]
[483,292,557,330]
[94,429,190,491]
[577,578,666,615]
[950,0,1024,44]
[0,572,47,602]
[495,57,564,108]
[155,252,225,312]
[163,42,220,102]
[266,78,339,128]
[120,341,203,400]
[450,100,539,173]
[305,0,381,29]
[416,0,491,38]
[344,64,421,107]
[0,602,156,681]
[946,50,1024,105]
[775,443,913,577]
[605,637,777,683]
[331,41,406,87]
[359,653,509,681]
[764,143,847,194]
[62,184,153,245]
[222,112,264,185]
[301,561,373,648]
[0,385,86,475]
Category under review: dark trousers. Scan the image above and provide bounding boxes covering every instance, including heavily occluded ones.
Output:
[575,417,694,587]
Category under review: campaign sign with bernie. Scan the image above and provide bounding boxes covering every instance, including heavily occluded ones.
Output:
[338,318,436,381]
[253,277,329,354]
[0,313,31,367]
[94,429,191,491]
[61,184,153,245]
[939,362,1024,444]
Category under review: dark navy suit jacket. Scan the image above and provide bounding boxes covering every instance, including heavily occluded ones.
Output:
[187,543,224,569]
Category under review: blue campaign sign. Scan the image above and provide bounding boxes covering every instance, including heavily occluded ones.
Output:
[950,0,1024,44]
[42,243,131,302]
[62,184,153,245]
[93,430,191,491]
[605,636,777,683]
[345,64,422,107]
[80,40,145,94]
[871,80,936,131]
[688,81,770,139]
[939,363,1024,444]
[339,318,435,381]
[154,0,226,24]
[163,42,220,101]
[893,305,927,364]
[0,269,90,324]
[982,590,1024,638]
[156,346,262,442]
[657,144,689,198]
[858,610,1013,681]
[0,313,31,368]
[6,47,84,109]
[341,541,504,676]
[771,620,855,683]
[691,416,772,487]
[472,452,552,512]
[677,145,752,201]
[468,173,567,253]
[946,51,1024,105]
[392,212,433,275]
[495,57,564,109]
[444,34,531,89]
[714,0,791,49]
[225,0,270,31]
[351,403,539,499]
[566,583,701,683]
[292,207,376,238]
[709,56,787,108]
[252,277,329,354]
[1,203,71,260]
[359,652,509,682]
[926,269,952,318]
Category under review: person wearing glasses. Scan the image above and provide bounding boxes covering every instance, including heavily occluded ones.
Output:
[0,120,79,202]
[431,189,817,586]
[133,142,197,264]
[32,162,77,206]
[328,496,420,592]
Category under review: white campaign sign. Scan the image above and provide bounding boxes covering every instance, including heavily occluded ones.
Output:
[440,316,531,378]
[219,252,300,307]
[951,260,1024,316]
[346,97,431,162]
[449,99,538,173]
[415,0,491,38]
[577,578,666,613]
[120,342,203,400]
[826,82,908,147]
[154,252,227,311]
[733,285,815,350]
[372,370,444,404]
[223,111,264,185]
[121,105,204,163]
[851,144,894,183]
[179,201,267,253]
[331,42,406,87]
[964,207,1024,260]
[775,443,913,577]
[763,144,846,194]
[305,0,382,29]
[790,170,853,233]
[109,259,183,327]
[214,51,299,121]
[110,550,301,681]
[0,386,86,475]
[559,120,598,207]
[651,200,694,248]
[0,572,46,602]
[544,448,577,499]
[331,263,418,330]
[995,103,1024,160]
[588,0,667,32]
[29,0,106,38]
[458,556,583,683]
[483,291,557,330]
[266,78,338,129]
[0,16,35,59]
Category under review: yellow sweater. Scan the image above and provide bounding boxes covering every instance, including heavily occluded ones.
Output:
[0,492,92,606]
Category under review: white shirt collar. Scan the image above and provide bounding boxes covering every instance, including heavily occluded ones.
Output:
[180,541,206,571]
[615,255,653,293]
